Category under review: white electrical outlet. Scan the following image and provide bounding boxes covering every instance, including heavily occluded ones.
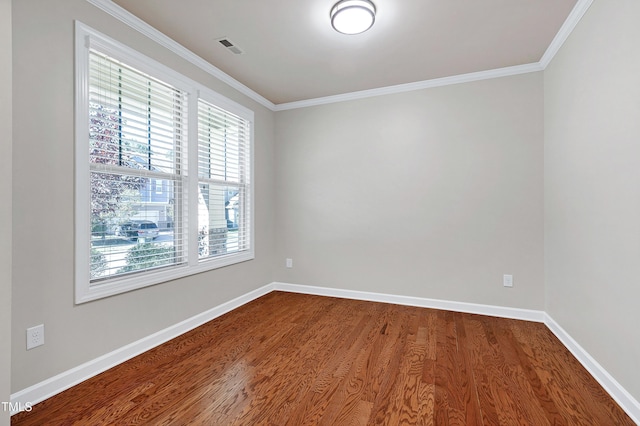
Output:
[286,258,293,268]
[26,324,45,350]
[503,274,513,288]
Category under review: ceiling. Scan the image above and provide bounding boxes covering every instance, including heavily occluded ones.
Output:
[111,0,578,105]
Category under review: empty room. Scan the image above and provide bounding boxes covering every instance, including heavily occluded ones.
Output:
[2,0,639,424]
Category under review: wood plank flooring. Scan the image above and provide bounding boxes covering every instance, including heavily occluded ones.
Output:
[12,291,634,425]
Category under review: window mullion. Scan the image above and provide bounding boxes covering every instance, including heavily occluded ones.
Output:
[118,69,124,166]
[147,81,152,171]
[187,91,200,267]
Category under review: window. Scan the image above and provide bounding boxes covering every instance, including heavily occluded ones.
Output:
[87,49,188,281]
[197,99,251,260]
[75,23,254,303]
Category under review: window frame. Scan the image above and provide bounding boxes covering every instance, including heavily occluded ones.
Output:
[75,22,254,304]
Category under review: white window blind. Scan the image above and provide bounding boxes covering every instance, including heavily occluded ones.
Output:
[88,50,188,283]
[197,99,251,260]
[76,23,254,303]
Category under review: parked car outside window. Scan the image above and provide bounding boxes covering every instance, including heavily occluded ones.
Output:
[115,220,159,241]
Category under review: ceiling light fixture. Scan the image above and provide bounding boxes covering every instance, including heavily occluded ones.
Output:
[330,0,376,35]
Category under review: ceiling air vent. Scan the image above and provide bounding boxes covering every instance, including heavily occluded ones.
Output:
[216,38,244,55]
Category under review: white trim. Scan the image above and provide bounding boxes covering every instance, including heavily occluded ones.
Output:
[10,283,275,415]
[85,0,276,111]
[74,22,92,299]
[274,283,639,423]
[544,314,640,425]
[273,63,544,111]
[272,282,545,322]
[539,0,594,68]
[11,282,640,423]
[75,22,256,303]
[85,0,590,111]
[77,253,256,304]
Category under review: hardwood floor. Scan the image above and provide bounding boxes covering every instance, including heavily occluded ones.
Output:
[12,291,634,425]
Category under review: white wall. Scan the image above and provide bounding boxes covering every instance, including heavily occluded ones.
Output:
[545,0,640,402]
[11,0,276,392]
[0,0,12,423]
[275,72,544,310]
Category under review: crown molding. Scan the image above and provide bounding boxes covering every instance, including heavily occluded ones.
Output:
[539,0,594,68]
[277,0,593,111]
[85,0,276,111]
[274,62,544,111]
[87,0,591,112]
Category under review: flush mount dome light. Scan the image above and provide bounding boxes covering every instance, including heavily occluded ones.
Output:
[330,0,376,35]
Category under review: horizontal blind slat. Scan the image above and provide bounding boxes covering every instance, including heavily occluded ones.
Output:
[89,49,189,284]
[196,97,250,262]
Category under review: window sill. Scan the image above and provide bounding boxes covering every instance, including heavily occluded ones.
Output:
[76,250,255,304]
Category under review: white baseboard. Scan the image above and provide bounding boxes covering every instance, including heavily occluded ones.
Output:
[10,283,275,415]
[273,282,639,424]
[544,314,640,425]
[11,281,639,425]
[272,282,546,322]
